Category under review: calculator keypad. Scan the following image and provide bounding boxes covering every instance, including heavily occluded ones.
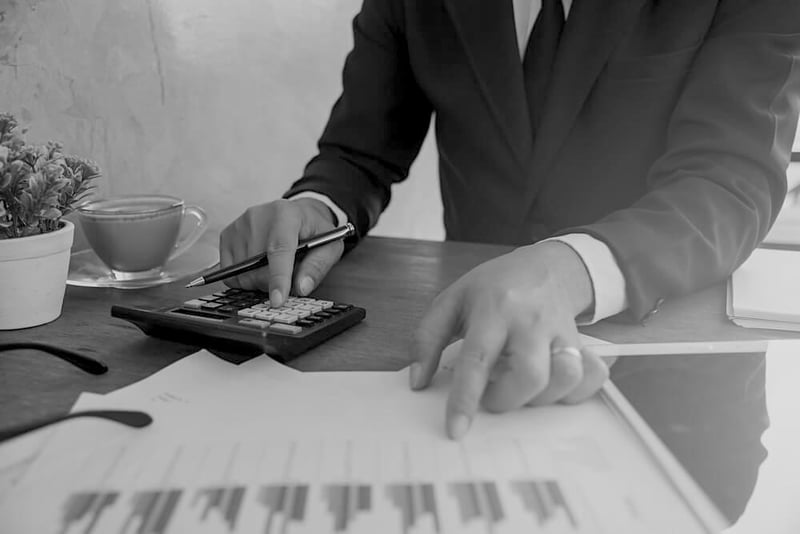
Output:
[178,289,352,335]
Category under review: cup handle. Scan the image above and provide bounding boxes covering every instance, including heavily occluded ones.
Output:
[169,205,208,261]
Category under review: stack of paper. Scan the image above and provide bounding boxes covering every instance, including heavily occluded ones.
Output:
[728,248,800,332]
[0,341,724,533]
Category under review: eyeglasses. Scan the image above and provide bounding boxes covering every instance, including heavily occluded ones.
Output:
[0,343,152,443]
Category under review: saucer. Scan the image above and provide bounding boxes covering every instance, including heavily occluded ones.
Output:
[67,243,220,289]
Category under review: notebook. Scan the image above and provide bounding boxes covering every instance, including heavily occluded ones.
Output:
[727,247,800,331]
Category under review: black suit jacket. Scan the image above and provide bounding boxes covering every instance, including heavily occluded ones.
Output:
[286,0,800,322]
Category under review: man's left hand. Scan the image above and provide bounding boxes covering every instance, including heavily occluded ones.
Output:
[409,241,610,439]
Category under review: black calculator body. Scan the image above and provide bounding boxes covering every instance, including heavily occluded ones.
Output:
[111,288,366,361]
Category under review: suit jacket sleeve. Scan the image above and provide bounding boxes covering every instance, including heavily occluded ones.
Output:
[284,0,432,244]
[563,2,800,321]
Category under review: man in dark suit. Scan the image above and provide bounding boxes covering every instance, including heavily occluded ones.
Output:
[221,0,800,520]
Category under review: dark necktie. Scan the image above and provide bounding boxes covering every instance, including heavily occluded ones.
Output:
[523,0,565,135]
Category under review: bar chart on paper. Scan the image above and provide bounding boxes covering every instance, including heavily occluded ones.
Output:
[22,432,696,534]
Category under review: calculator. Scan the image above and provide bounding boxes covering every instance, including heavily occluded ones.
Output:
[110,288,366,361]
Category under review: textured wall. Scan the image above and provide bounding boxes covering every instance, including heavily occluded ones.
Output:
[1,1,797,249]
[0,0,443,246]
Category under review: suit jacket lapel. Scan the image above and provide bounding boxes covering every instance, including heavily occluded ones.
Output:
[528,0,647,194]
[443,0,533,170]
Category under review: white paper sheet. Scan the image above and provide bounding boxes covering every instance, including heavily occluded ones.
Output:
[0,336,723,534]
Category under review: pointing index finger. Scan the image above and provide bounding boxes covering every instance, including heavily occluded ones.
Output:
[263,210,301,306]
[446,321,505,440]
[409,291,461,391]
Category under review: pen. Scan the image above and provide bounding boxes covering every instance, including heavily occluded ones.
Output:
[186,222,356,288]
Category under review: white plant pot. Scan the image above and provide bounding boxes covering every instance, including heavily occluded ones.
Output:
[0,220,74,330]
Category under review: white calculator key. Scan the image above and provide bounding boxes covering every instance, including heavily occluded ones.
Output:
[238,318,269,328]
[269,323,302,335]
[297,304,323,313]
[183,299,205,309]
[273,314,298,324]
[254,311,277,321]
[237,309,258,318]
[252,303,271,310]
[314,300,334,309]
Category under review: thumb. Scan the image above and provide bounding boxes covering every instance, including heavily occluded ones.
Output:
[293,241,345,296]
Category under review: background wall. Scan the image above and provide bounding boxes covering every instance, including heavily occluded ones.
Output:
[0,0,443,248]
[1,0,798,248]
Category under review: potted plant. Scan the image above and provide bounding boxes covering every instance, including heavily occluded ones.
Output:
[0,113,100,329]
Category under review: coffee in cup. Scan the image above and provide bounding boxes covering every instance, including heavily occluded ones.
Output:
[77,195,207,280]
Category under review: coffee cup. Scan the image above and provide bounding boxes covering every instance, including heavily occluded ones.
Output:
[77,195,207,280]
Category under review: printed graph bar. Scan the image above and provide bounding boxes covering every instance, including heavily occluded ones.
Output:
[323,484,371,532]
[449,481,504,526]
[193,486,246,532]
[258,484,309,534]
[60,491,119,534]
[121,489,182,534]
[511,480,578,528]
[386,483,440,534]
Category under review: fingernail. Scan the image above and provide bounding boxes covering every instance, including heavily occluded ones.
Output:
[409,363,422,389]
[448,414,471,440]
[299,276,314,296]
[270,289,282,307]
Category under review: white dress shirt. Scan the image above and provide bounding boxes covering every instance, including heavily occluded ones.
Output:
[293,0,629,324]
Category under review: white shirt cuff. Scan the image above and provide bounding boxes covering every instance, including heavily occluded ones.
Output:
[541,233,629,324]
[288,192,349,227]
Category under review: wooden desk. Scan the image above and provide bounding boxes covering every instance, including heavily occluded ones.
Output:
[0,236,795,522]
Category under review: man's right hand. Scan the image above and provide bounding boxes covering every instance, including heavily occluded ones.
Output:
[219,197,344,307]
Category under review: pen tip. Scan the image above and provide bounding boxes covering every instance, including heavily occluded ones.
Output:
[185,277,203,288]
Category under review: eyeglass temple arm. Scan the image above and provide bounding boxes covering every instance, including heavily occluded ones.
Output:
[0,410,152,444]
[0,342,108,375]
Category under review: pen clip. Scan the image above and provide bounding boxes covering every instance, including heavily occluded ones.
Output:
[303,223,355,249]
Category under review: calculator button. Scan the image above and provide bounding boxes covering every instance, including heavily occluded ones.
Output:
[239,318,269,328]
[201,302,224,310]
[217,306,237,314]
[291,310,311,318]
[273,314,298,324]
[314,300,334,309]
[212,291,228,297]
[252,303,271,310]
[198,295,218,302]
[214,298,234,305]
[324,307,343,315]
[182,299,206,309]
[269,323,302,335]
[296,319,316,327]
[315,311,334,319]
[332,304,352,311]
[237,309,258,318]
[254,311,278,321]
[297,304,323,313]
